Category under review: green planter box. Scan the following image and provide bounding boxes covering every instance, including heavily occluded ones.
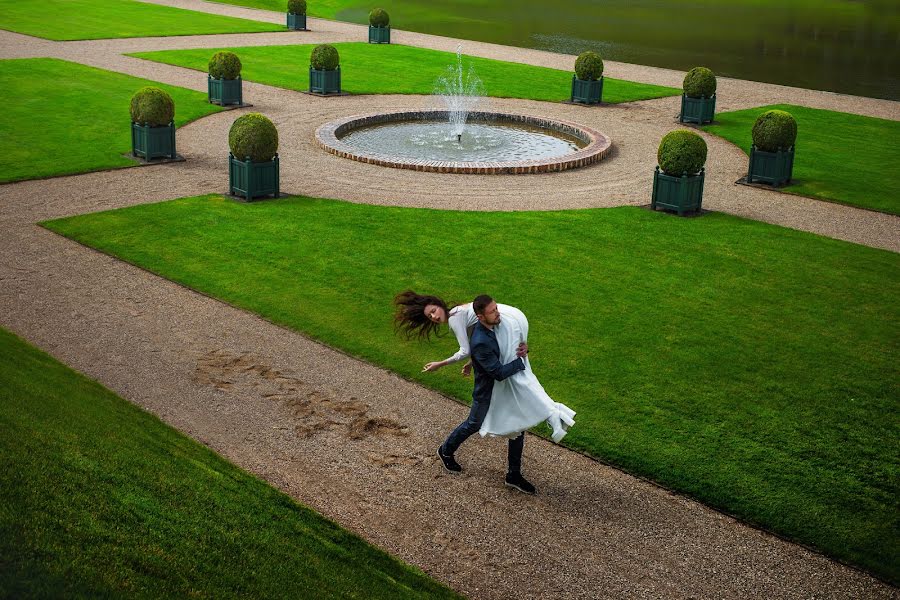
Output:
[570,76,603,104]
[287,13,307,30]
[679,94,716,124]
[229,154,280,201]
[309,66,341,95]
[131,122,175,160]
[368,25,390,43]
[747,145,794,187]
[651,167,705,215]
[208,75,242,106]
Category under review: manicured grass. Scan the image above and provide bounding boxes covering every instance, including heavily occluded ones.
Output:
[0,326,460,598]
[128,43,681,103]
[44,194,900,584]
[0,58,222,183]
[703,104,900,215]
[0,0,282,40]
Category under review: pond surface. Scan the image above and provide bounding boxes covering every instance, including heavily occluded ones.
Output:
[335,0,900,100]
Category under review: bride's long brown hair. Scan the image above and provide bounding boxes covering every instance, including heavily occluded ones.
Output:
[393,290,455,341]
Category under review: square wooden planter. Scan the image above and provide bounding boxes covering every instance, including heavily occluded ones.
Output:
[131,122,175,160]
[679,94,716,124]
[570,76,603,104]
[368,25,390,43]
[651,167,705,215]
[229,154,280,201]
[208,76,242,106]
[747,145,794,187]
[287,12,307,30]
[309,66,341,95]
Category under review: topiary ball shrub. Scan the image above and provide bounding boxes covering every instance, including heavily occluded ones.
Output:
[369,7,390,27]
[310,44,340,70]
[752,109,797,152]
[683,66,716,98]
[574,51,604,81]
[130,87,174,127]
[657,130,708,176]
[287,0,306,14]
[229,113,278,162]
[208,51,242,80]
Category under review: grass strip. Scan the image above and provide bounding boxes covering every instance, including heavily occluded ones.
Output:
[128,42,681,103]
[0,326,461,599]
[703,103,900,215]
[43,194,900,584]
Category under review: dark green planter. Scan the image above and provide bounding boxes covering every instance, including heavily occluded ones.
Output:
[287,12,307,30]
[368,25,390,43]
[131,121,175,160]
[229,154,280,201]
[309,66,341,95]
[208,75,242,106]
[651,167,705,215]
[747,145,794,187]
[679,94,716,124]
[570,76,603,104]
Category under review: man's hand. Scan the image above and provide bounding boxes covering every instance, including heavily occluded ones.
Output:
[516,342,528,358]
[423,362,443,372]
[461,361,473,377]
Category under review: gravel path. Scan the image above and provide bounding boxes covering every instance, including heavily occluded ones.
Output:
[1,7,898,599]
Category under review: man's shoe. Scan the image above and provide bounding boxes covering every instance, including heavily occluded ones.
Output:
[437,446,462,473]
[505,472,536,495]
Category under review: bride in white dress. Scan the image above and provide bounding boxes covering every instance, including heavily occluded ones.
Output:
[393,291,575,443]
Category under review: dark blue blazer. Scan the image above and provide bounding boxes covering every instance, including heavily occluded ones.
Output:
[470,321,525,404]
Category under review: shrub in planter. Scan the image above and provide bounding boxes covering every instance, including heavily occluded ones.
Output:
[680,66,716,124]
[368,7,390,43]
[228,113,280,201]
[571,51,604,104]
[207,51,243,106]
[130,86,176,160]
[309,44,341,94]
[747,109,797,186]
[651,130,708,215]
[287,0,307,30]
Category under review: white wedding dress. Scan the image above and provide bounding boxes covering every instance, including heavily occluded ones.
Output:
[444,304,576,442]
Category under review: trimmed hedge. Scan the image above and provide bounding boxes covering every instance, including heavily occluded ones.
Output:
[129,86,174,126]
[574,51,604,81]
[287,0,306,15]
[752,109,798,152]
[369,8,389,27]
[658,129,707,176]
[229,113,278,162]
[208,51,241,80]
[310,44,339,70]
[683,66,716,98]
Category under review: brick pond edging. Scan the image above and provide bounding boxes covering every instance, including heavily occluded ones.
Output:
[315,110,613,174]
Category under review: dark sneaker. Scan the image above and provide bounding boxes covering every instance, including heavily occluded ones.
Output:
[505,472,536,495]
[437,446,462,473]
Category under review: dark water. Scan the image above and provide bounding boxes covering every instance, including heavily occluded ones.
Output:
[338,0,900,100]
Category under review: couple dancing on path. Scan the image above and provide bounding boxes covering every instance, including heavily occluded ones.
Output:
[394,291,576,495]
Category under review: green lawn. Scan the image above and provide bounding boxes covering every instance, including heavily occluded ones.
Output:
[0,58,222,183]
[0,326,460,599]
[703,104,900,215]
[0,0,282,40]
[44,194,900,584]
[128,43,681,103]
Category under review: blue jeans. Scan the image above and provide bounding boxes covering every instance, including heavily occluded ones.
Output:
[442,397,524,474]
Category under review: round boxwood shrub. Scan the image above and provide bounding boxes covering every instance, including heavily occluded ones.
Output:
[683,66,716,98]
[310,44,339,70]
[574,51,604,81]
[229,113,278,162]
[208,51,242,80]
[369,8,389,27]
[287,0,306,14]
[657,130,707,176]
[751,109,797,152]
[130,87,174,127]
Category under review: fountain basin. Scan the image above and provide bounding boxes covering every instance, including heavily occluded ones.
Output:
[315,111,612,174]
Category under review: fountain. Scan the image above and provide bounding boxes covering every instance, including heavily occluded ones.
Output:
[315,47,612,174]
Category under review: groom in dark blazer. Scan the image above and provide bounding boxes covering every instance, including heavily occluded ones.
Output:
[437,294,536,494]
